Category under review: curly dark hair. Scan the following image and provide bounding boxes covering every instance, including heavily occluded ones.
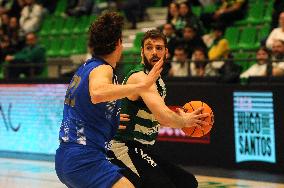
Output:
[88,12,124,56]
[141,29,167,48]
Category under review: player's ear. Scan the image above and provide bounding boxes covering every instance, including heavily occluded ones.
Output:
[117,38,122,46]
[140,47,143,58]
[165,48,169,58]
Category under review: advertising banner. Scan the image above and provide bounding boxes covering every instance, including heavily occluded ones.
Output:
[233,92,276,163]
[0,84,67,154]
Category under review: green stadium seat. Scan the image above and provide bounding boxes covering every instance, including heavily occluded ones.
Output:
[154,0,162,7]
[95,0,107,3]
[59,36,74,56]
[73,16,89,34]
[202,4,217,14]
[122,32,144,56]
[234,53,257,72]
[247,4,265,24]
[0,61,8,79]
[234,53,250,71]
[36,65,48,78]
[54,0,67,16]
[47,37,62,57]
[39,37,50,51]
[86,15,97,32]
[258,24,270,40]
[224,26,240,51]
[38,15,54,36]
[192,6,202,17]
[72,35,87,54]
[50,17,66,35]
[62,17,77,35]
[238,27,257,50]
[133,32,144,49]
[235,4,265,26]
[254,24,270,49]
[0,65,3,79]
[264,2,273,23]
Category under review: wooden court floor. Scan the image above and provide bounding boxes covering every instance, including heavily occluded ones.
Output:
[0,158,283,188]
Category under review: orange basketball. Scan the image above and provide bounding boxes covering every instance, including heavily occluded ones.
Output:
[181,101,214,137]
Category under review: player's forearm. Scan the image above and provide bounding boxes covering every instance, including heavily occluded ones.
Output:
[156,108,185,129]
[90,83,143,104]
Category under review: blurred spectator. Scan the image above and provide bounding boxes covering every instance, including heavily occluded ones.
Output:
[9,0,25,19]
[0,27,4,38]
[271,40,284,76]
[169,46,190,77]
[0,0,14,16]
[271,0,284,30]
[176,24,207,58]
[65,0,93,17]
[7,16,23,50]
[204,24,229,75]
[19,0,43,35]
[0,13,9,33]
[36,0,56,14]
[175,2,204,36]
[162,23,177,59]
[266,12,284,49]
[115,0,140,29]
[175,0,200,6]
[202,22,227,48]
[4,32,45,78]
[208,24,229,60]
[200,0,247,29]
[0,34,15,63]
[202,31,215,48]
[198,0,216,6]
[166,2,179,26]
[240,47,272,78]
[190,47,208,76]
[219,53,242,83]
[137,0,152,22]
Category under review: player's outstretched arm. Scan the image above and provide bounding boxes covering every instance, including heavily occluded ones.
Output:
[89,59,163,104]
[127,72,209,129]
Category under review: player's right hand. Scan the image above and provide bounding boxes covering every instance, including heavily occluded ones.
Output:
[140,58,163,90]
[177,107,209,129]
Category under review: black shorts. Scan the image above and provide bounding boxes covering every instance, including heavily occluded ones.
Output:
[107,140,198,188]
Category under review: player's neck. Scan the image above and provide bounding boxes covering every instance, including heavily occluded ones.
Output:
[99,54,117,68]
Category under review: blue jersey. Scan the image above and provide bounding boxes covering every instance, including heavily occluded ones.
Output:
[59,57,121,151]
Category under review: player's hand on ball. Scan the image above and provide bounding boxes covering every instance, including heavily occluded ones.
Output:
[181,101,214,137]
[177,107,209,129]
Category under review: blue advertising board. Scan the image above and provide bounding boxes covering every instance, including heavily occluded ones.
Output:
[0,84,67,155]
[233,92,276,163]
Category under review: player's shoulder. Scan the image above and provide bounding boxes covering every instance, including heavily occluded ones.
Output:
[127,70,147,84]
[124,64,147,83]
[89,64,113,78]
[91,64,113,73]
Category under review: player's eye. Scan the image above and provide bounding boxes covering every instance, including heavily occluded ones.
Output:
[146,46,153,50]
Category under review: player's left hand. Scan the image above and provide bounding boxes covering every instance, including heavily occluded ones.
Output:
[119,114,130,129]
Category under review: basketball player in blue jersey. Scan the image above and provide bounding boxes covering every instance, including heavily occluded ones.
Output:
[55,12,163,188]
[107,30,209,187]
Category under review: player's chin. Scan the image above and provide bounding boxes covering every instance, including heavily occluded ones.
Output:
[151,60,160,65]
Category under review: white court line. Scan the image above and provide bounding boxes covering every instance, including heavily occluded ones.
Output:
[1,158,284,188]
[196,175,284,188]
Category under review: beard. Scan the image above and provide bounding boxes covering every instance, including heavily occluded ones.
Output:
[275,53,284,60]
[143,53,166,71]
[194,60,206,68]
